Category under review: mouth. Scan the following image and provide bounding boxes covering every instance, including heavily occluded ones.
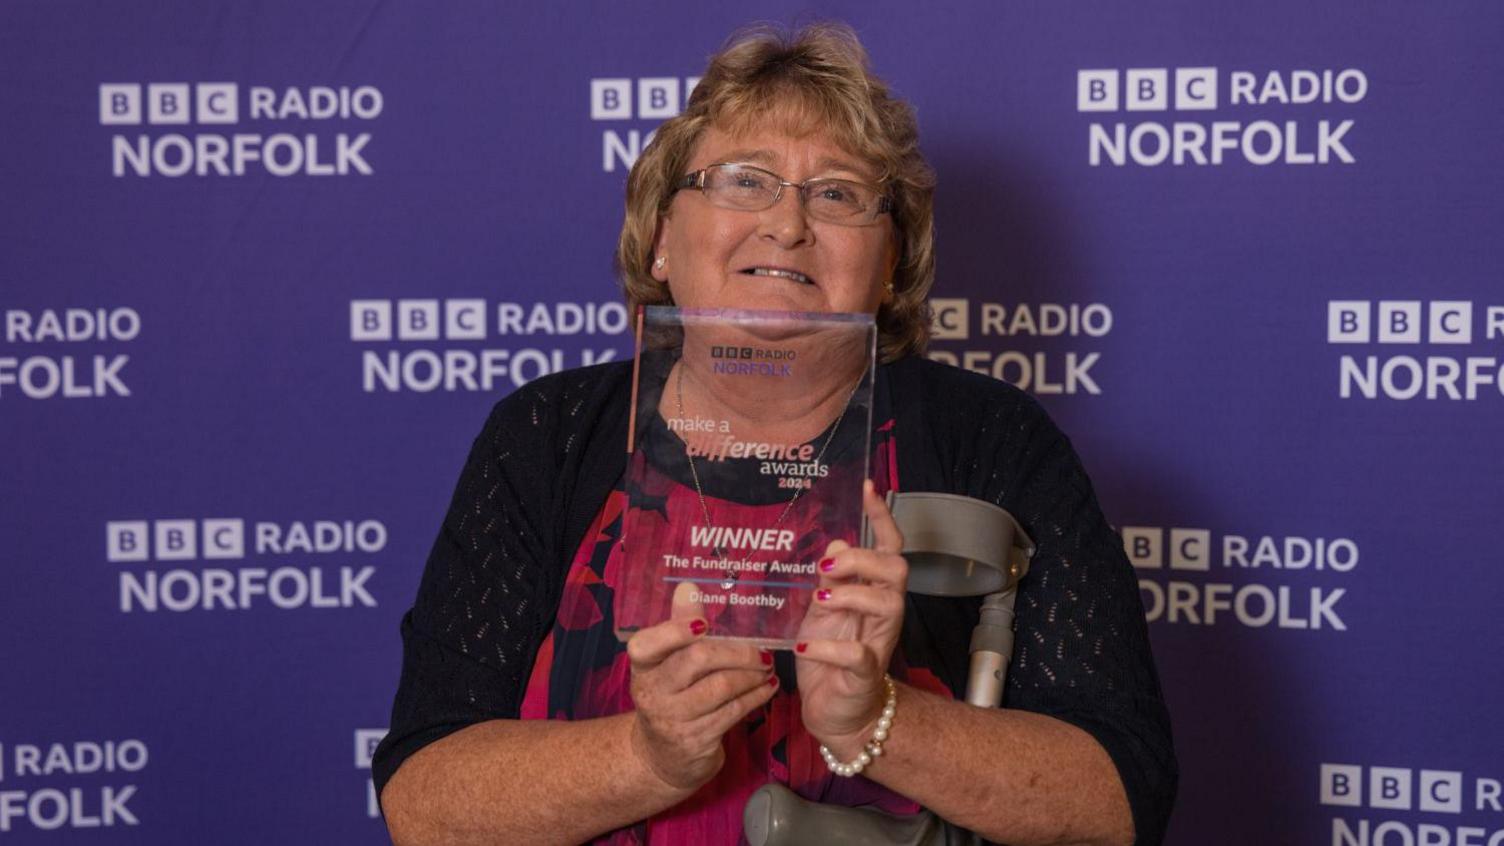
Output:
[739,266,816,286]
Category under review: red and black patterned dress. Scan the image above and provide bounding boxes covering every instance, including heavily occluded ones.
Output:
[520,417,954,844]
[374,359,1177,844]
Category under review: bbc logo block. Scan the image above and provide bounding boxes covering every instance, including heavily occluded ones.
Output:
[350,299,487,341]
[1077,68,1217,112]
[590,77,701,120]
[1319,764,1464,813]
[1121,526,1211,571]
[354,729,387,769]
[1327,300,1475,345]
[99,83,238,125]
[930,299,969,340]
[107,519,245,562]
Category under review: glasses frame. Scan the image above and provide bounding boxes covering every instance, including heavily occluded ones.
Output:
[677,162,893,226]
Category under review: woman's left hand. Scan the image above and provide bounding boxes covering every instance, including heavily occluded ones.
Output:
[794,479,909,756]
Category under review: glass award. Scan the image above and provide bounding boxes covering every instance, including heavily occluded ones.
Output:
[615,306,876,649]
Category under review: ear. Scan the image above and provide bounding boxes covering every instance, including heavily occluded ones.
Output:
[882,231,902,302]
[650,216,671,282]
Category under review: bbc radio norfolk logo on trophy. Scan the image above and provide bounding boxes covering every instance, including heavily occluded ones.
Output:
[106,518,386,613]
[99,82,383,177]
[350,299,629,392]
[925,298,1112,395]
[1328,300,1504,400]
[589,76,699,172]
[1076,66,1367,167]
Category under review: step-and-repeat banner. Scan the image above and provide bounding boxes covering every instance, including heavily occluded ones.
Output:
[3,2,1500,843]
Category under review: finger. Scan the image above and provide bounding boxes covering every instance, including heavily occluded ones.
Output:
[627,581,709,668]
[816,538,854,589]
[681,666,776,718]
[669,579,705,620]
[627,613,708,669]
[701,669,780,733]
[820,547,907,591]
[793,638,877,676]
[796,593,863,639]
[813,583,905,621]
[663,639,770,690]
[863,480,904,554]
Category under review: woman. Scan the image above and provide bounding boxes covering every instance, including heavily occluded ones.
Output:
[375,22,1175,846]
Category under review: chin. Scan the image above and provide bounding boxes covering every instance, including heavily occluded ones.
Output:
[746,294,827,314]
[681,289,822,315]
[737,282,840,314]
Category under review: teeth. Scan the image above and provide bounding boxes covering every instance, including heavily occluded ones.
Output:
[748,268,811,284]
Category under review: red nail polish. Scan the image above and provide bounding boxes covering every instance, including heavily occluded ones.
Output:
[690,619,707,636]
[816,589,832,602]
[767,674,779,687]
[795,642,808,653]
[760,650,773,666]
[819,557,835,572]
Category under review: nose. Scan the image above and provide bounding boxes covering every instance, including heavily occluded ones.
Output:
[757,187,813,249]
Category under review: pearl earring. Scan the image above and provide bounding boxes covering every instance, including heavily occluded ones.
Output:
[654,256,666,270]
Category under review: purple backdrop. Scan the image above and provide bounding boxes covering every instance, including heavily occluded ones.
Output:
[2,1,1501,842]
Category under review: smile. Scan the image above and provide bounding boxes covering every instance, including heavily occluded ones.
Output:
[741,267,815,285]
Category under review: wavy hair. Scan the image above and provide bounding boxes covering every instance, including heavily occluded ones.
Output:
[615,22,937,361]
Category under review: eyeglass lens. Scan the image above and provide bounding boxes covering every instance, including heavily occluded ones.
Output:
[701,164,881,223]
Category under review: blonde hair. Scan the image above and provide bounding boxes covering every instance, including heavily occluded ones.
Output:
[615,22,937,361]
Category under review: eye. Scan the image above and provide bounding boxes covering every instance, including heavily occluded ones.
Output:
[813,181,867,208]
[717,167,776,195]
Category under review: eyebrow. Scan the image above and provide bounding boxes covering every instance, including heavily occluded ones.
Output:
[715,149,872,180]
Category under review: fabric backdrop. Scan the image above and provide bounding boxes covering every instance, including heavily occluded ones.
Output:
[2,1,1500,843]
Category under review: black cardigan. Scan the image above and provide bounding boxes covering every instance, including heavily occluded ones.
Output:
[374,355,1176,843]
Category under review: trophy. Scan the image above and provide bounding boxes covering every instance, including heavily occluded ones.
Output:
[614,307,876,648]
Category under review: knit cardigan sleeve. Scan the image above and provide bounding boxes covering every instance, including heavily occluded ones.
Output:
[371,362,632,800]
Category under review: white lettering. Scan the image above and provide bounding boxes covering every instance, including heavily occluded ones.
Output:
[111,133,373,177]
[1089,120,1356,166]
[119,568,376,611]
[1139,580,1346,630]
[1341,356,1504,400]
[361,348,617,392]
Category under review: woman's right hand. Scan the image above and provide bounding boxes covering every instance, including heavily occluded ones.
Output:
[626,610,778,791]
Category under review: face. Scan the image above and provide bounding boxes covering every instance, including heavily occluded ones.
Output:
[652,123,897,316]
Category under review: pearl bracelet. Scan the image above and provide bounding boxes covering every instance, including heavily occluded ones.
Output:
[819,675,897,777]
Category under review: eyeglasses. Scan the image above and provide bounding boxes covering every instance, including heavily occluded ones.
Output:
[677,162,892,226]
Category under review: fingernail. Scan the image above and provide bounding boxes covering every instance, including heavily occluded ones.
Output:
[818,557,835,572]
[795,642,808,653]
[816,589,832,602]
[690,619,707,636]
[760,650,773,666]
[767,674,779,687]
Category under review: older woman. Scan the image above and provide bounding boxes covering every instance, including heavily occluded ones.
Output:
[375,23,1175,846]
